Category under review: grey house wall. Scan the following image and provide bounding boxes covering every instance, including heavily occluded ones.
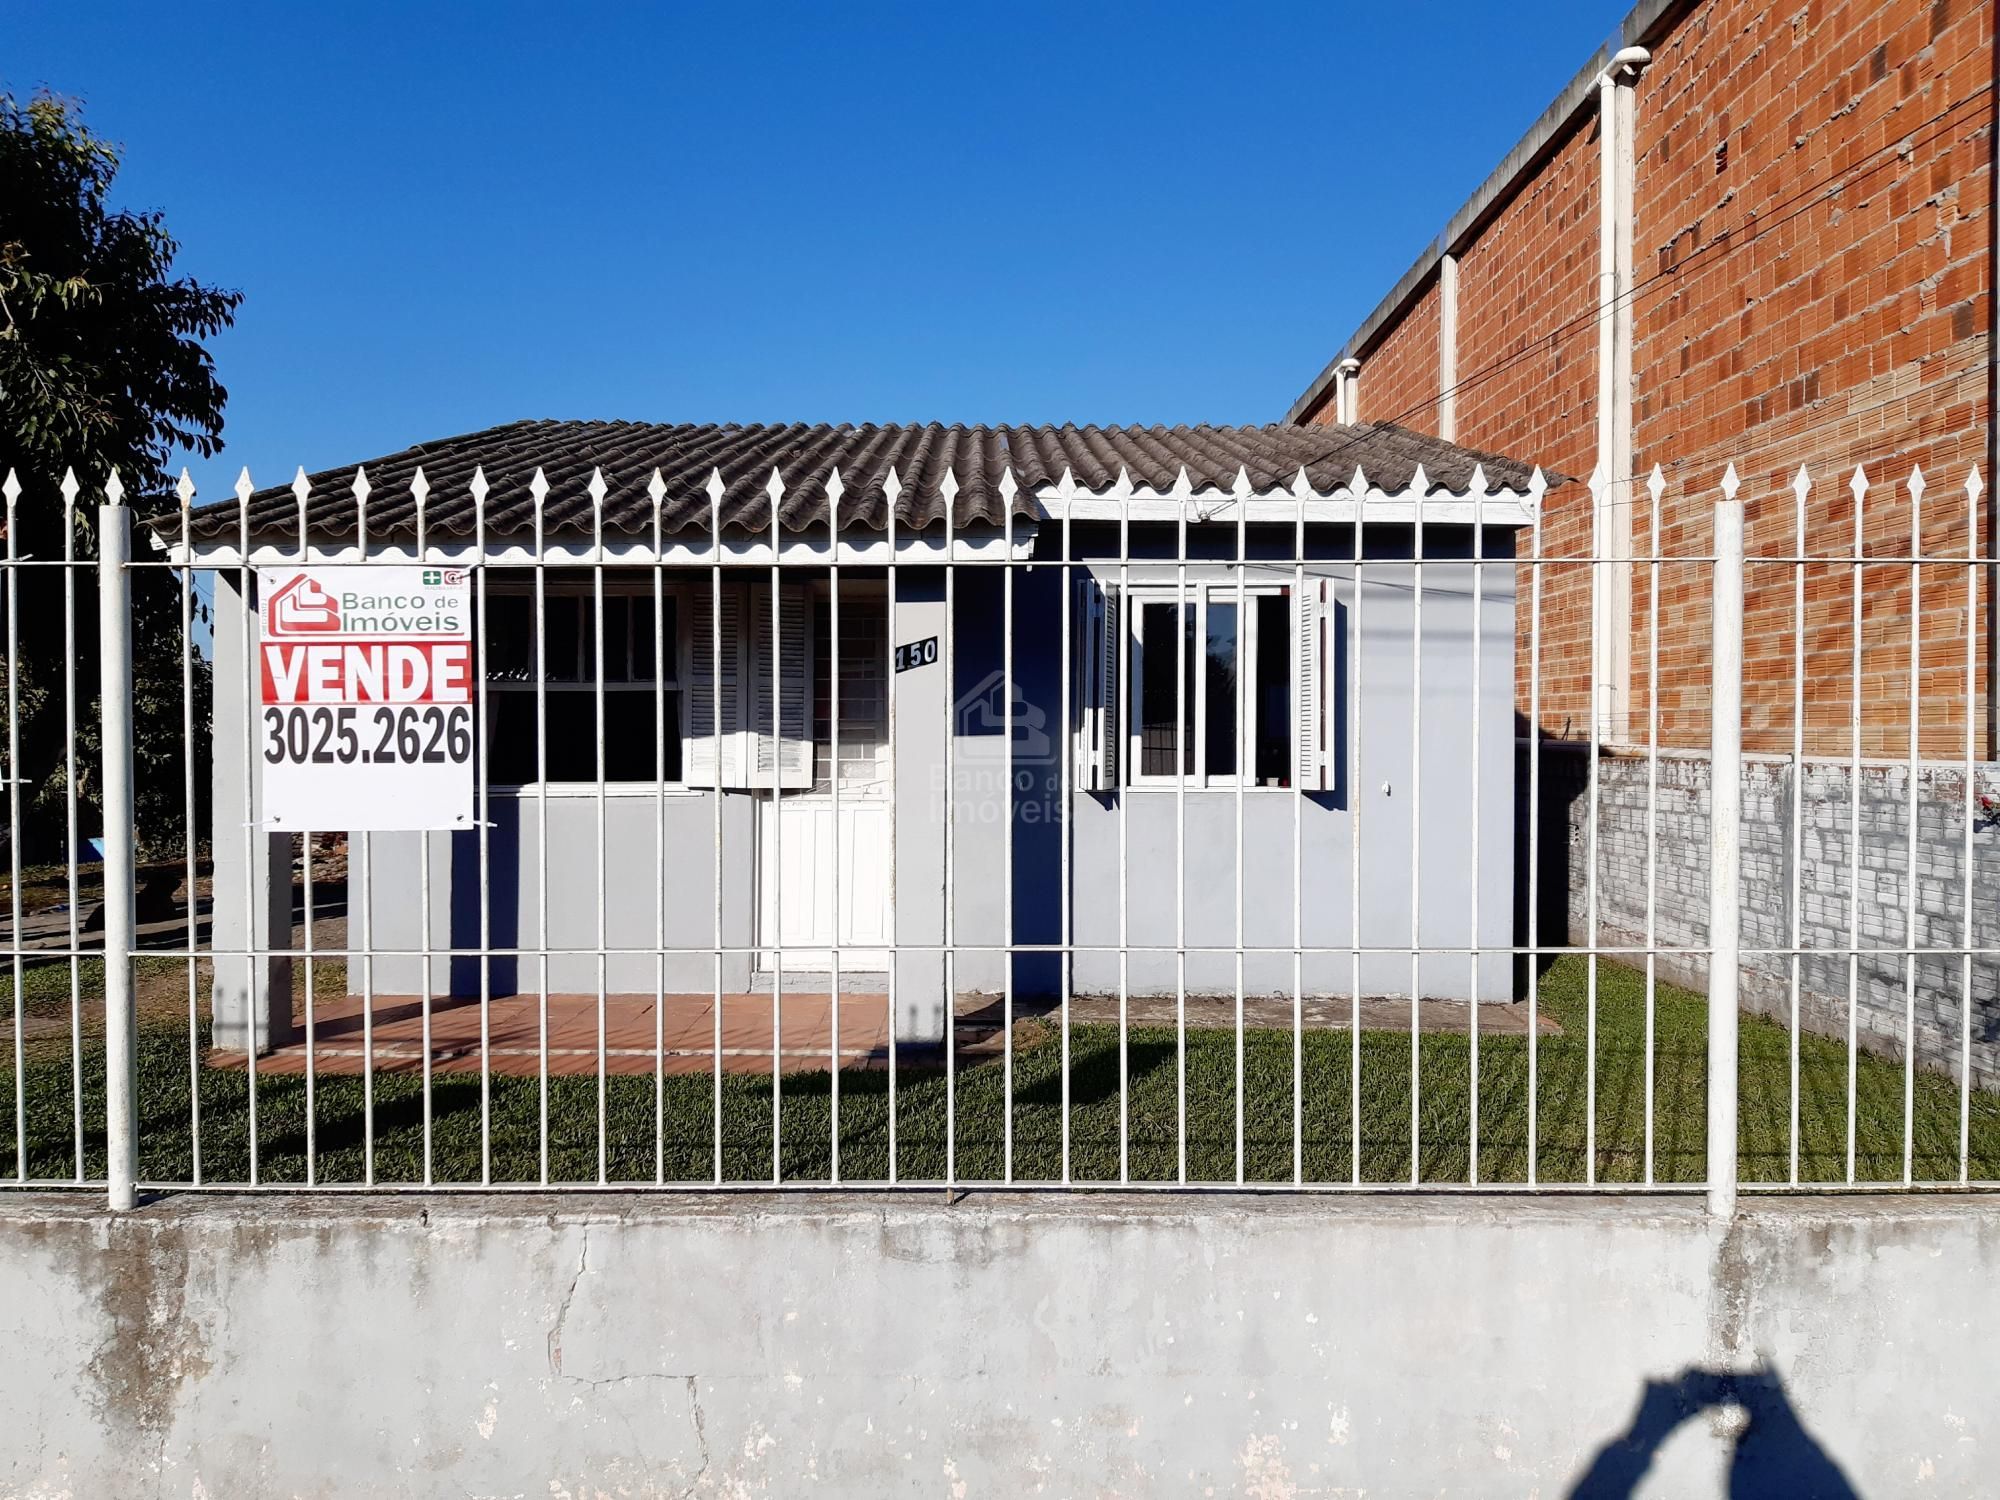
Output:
[210,523,1522,1055]
[949,525,1519,1003]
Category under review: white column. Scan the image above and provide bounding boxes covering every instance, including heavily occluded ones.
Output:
[1438,253,1459,443]
[1594,48,1649,743]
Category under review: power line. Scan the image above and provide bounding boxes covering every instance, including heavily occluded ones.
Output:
[1300,82,1996,478]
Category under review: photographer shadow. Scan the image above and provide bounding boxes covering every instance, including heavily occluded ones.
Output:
[1569,1364,1858,1499]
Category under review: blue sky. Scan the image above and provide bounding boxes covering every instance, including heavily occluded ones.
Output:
[5,1,1630,502]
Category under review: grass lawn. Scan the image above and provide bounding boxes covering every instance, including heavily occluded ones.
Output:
[4,954,1997,1187]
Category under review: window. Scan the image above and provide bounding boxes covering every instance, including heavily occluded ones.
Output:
[481,578,682,786]
[1127,584,1291,787]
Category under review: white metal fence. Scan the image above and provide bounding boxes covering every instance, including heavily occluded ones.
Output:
[0,457,1993,1209]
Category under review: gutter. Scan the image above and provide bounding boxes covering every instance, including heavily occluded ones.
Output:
[1284,0,1699,426]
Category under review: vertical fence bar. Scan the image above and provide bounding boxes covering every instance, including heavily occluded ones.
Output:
[473,468,493,1185]
[296,472,318,1186]
[236,471,261,1186]
[884,468,900,1184]
[1961,468,1983,1183]
[1846,467,1866,1183]
[1290,473,1305,1185]
[649,470,667,1185]
[1707,465,1745,1217]
[1902,467,1924,1187]
[3,471,19,1183]
[416,469,436,1185]
[353,470,376,1184]
[180,481,203,1185]
[1409,469,1425,1185]
[530,468,550,1185]
[1645,466,1666,1184]
[1787,467,1809,1187]
[827,471,843,1183]
[1525,470,1545,1186]
[1584,464,1604,1185]
[1001,468,1016,1183]
[828,471,843,1183]
[1175,475,1188,1185]
[708,469,726,1185]
[590,469,609,1185]
[1057,474,1072,1185]
[61,473,82,1180]
[1349,468,1367,1185]
[1468,475,1484,1184]
[942,467,958,1190]
[1234,474,1248,1185]
[1116,485,1130,1185]
[768,469,785,1185]
[99,494,138,1211]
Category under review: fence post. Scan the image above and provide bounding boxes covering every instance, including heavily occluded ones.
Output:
[98,488,138,1211]
[1707,464,1745,1216]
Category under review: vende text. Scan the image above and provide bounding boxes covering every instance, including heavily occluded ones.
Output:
[261,642,472,705]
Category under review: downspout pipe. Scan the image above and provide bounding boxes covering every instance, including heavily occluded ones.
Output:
[1334,357,1361,425]
[1594,45,1650,743]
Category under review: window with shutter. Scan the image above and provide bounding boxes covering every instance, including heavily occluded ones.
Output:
[686,583,748,788]
[1072,576,1120,791]
[749,583,814,789]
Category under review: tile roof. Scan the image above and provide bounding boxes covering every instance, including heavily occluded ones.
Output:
[177,419,1547,541]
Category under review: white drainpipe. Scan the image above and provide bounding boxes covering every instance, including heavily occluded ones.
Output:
[1594,45,1650,742]
[1438,253,1459,442]
[1334,357,1361,424]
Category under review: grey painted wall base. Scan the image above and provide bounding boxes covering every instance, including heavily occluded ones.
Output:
[2,1191,1995,1496]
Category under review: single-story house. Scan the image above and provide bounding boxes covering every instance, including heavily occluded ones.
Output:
[162,420,1546,1051]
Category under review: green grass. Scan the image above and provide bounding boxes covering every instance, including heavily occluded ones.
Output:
[4,955,1997,1187]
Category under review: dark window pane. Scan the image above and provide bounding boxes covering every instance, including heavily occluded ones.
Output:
[484,593,533,683]
[483,694,542,784]
[546,597,585,683]
[1205,600,1237,778]
[1139,601,1191,776]
[1255,593,1291,786]
[604,689,679,781]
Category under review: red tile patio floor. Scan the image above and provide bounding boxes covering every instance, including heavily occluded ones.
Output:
[208,991,1557,1077]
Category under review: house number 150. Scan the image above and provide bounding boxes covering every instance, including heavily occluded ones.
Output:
[895,636,939,673]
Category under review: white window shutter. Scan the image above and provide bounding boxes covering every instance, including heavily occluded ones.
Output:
[1072,576,1120,791]
[687,584,748,787]
[1296,576,1333,792]
[751,583,814,789]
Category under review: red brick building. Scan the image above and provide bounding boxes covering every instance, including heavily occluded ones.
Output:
[1290,0,1994,761]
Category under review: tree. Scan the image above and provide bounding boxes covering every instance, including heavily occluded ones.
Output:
[1,92,241,861]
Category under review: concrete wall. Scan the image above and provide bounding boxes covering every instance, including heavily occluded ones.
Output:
[3,1191,1996,1496]
[1530,741,2000,1085]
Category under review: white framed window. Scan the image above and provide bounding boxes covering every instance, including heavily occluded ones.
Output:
[481,576,683,788]
[1126,583,1293,788]
[1073,573,1336,793]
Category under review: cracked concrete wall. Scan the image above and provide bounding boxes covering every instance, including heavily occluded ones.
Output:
[1,1193,1996,1497]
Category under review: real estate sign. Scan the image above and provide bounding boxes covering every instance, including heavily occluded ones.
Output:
[257,566,475,831]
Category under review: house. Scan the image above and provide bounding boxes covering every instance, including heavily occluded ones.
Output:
[163,419,1548,1052]
[1285,0,1997,1079]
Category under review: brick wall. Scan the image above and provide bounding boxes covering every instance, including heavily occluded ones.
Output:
[1304,0,1995,758]
[1352,279,1443,433]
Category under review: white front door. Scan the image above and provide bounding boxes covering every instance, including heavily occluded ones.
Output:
[757,591,892,971]
[758,795,892,969]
